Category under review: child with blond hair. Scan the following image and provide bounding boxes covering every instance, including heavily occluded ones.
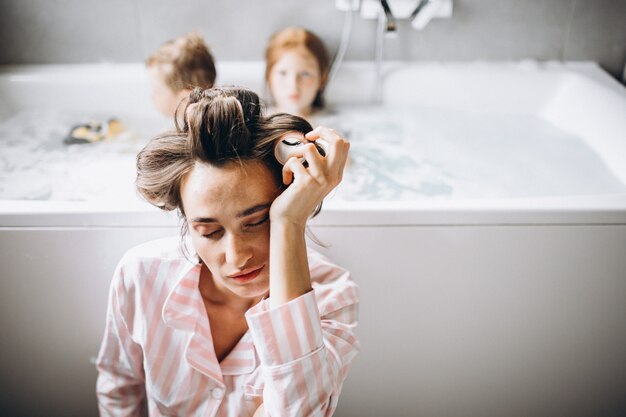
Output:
[146,32,217,118]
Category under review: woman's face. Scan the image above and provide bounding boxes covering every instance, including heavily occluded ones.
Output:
[181,160,281,300]
[269,49,322,116]
[147,66,189,118]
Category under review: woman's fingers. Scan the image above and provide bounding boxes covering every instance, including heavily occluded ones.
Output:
[333,140,350,182]
[273,126,350,223]
[282,141,326,180]
[305,126,340,144]
[306,126,350,183]
[282,155,309,186]
[299,143,325,180]
[282,145,325,184]
[280,126,349,192]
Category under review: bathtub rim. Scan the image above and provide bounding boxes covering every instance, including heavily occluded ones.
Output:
[1,193,625,227]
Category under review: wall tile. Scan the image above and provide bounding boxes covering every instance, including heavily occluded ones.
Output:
[0,0,624,81]
[564,0,626,78]
[135,0,345,62]
[0,0,142,64]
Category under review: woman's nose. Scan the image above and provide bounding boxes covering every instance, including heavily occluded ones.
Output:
[224,233,253,268]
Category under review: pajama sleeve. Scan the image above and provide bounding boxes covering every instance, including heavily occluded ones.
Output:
[95,263,146,417]
[245,267,359,417]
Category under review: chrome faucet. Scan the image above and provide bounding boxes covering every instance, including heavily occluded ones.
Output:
[356,0,453,31]
[379,0,397,34]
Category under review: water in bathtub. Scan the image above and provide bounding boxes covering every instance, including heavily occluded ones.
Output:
[1,104,625,203]
[0,109,168,202]
[319,104,626,201]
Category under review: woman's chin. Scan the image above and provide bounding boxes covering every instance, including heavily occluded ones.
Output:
[228,280,269,301]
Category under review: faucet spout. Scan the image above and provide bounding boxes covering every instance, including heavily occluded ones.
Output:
[379,0,397,33]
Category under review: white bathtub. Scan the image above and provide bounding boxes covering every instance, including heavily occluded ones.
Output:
[1,62,625,416]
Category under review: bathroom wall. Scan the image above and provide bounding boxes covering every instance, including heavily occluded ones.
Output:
[1,0,625,79]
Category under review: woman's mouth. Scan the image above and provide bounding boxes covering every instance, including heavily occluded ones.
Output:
[228,266,264,283]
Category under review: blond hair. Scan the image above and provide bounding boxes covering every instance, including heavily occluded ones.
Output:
[265,27,330,109]
[146,32,217,92]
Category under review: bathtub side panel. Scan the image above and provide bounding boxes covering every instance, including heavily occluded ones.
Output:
[1,224,625,416]
[0,227,177,416]
[313,224,626,417]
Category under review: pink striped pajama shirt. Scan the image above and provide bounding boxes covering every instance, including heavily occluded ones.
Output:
[96,237,359,416]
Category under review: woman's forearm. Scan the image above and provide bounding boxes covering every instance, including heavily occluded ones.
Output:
[269,219,312,308]
[252,403,265,417]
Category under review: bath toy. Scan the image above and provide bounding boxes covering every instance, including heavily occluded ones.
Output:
[63,118,126,145]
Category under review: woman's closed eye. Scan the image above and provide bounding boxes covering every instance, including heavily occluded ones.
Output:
[201,228,224,240]
[245,215,269,229]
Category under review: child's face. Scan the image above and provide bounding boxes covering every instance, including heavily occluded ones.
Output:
[147,66,189,118]
[269,49,322,116]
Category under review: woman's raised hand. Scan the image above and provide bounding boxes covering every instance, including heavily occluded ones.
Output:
[269,126,350,228]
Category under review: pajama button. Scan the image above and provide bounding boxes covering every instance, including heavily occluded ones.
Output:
[212,387,224,399]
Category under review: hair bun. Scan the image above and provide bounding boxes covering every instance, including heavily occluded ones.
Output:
[180,86,262,163]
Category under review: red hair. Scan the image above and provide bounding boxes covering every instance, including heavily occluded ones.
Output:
[265,27,330,108]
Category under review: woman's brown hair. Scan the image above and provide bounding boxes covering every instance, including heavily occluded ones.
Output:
[265,27,330,109]
[136,87,314,217]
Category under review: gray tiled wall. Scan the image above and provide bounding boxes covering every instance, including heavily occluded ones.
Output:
[1,0,625,79]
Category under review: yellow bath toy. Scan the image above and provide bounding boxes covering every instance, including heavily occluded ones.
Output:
[64,118,127,144]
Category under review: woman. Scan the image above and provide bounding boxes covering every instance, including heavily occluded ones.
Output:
[95,86,359,416]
